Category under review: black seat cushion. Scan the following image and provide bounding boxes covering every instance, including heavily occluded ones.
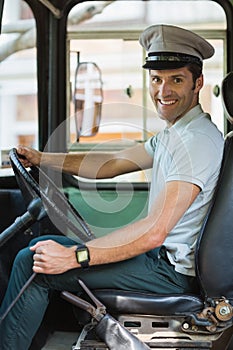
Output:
[93,290,203,316]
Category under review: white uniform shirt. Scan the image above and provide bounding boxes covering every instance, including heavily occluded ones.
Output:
[145,104,224,276]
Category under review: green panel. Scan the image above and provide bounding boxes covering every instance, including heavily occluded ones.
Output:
[65,186,149,237]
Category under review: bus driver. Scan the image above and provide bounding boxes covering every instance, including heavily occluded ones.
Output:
[0,24,224,350]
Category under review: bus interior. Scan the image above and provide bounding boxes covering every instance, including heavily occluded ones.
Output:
[0,0,233,349]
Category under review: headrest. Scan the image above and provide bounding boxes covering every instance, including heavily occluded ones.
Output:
[221,72,233,124]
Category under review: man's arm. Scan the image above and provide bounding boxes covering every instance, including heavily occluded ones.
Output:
[30,180,200,274]
[17,143,153,179]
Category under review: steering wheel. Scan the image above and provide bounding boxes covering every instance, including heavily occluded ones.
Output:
[9,148,96,243]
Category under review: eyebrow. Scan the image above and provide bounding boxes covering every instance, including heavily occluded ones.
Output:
[150,73,186,78]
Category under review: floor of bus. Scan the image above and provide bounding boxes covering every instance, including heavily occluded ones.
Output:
[42,331,78,349]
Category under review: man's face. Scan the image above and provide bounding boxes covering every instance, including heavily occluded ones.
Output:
[149,66,203,126]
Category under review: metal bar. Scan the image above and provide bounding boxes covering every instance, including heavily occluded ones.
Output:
[38,0,61,18]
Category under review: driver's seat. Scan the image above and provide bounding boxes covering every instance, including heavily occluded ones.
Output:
[63,72,233,350]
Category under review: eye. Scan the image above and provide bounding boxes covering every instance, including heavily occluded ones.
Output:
[174,77,183,84]
[151,76,161,84]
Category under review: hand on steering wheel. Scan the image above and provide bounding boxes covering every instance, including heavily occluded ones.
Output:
[9,148,95,243]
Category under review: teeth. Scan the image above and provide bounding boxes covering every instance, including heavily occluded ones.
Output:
[160,100,176,105]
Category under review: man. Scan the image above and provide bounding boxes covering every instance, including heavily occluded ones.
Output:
[0,24,224,349]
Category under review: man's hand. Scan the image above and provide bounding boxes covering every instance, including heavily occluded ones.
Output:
[30,239,78,274]
[17,146,42,168]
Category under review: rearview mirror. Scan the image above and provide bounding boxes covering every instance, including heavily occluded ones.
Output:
[74,62,103,140]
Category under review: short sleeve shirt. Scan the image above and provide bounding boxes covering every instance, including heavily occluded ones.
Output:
[145,104,224,276]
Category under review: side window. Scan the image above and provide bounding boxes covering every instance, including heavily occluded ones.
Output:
[201,38,225,134]
[0,0,38,155]
[68,38,155,146]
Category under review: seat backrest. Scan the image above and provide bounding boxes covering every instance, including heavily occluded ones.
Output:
[196,72,233,302]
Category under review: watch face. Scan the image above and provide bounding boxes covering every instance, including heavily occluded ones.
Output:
[77,249,89,263]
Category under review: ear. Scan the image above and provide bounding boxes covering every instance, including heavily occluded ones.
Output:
[194,74,204,92]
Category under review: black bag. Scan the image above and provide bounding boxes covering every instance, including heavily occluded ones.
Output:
[95,313,150,350]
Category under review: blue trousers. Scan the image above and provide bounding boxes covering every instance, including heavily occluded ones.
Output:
[0,235,198,350]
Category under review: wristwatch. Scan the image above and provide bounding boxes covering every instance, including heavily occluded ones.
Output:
[75,245,90,269]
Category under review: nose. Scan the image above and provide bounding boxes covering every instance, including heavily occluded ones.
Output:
[159,81,172,97]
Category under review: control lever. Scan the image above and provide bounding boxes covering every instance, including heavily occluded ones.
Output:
[0,197,46,247]
[61,280,150,350]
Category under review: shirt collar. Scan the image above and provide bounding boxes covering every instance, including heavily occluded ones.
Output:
[167,104,204,133]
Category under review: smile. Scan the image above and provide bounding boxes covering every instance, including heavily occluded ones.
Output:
[159,100,177,105]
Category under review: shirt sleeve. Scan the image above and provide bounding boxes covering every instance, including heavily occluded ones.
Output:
[166,131,221,190]
[144,135,157,157]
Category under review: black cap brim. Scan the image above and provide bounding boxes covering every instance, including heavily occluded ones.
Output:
[143,61,190,70]
[143,52,202,70]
